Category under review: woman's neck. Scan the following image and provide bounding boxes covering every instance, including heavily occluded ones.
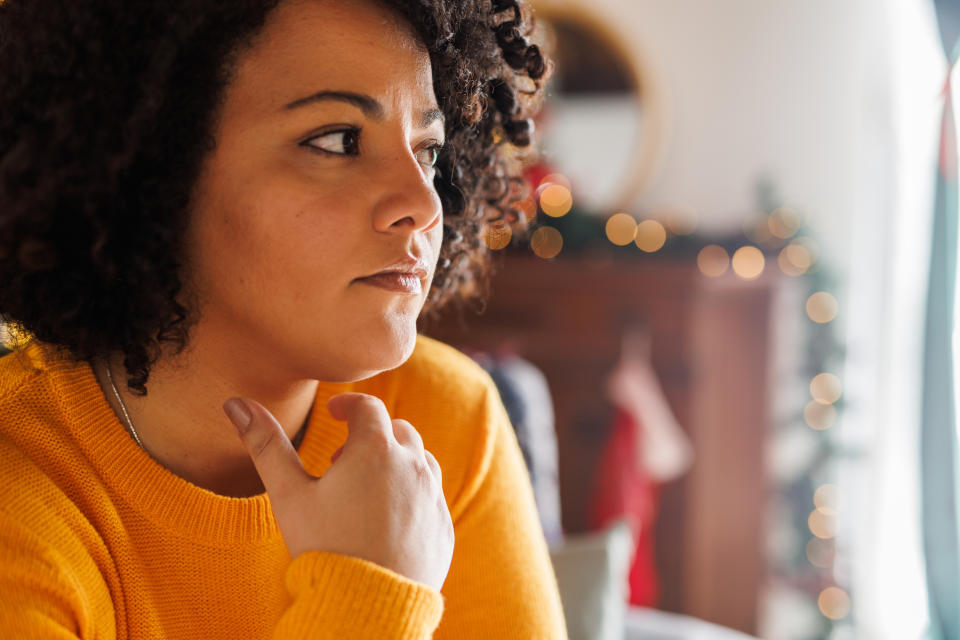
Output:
[93,332,319,498]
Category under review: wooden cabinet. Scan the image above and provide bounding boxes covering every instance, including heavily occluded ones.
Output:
[423,252,781,635]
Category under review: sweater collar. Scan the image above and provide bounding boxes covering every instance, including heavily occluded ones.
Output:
[29,341,353,547]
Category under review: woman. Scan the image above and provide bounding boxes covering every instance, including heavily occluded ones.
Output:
[0,0,567,637]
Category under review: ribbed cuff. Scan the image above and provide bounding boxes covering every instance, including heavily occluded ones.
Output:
[279,551,444,639]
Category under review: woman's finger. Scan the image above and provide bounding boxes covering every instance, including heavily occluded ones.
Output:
[327,393,395,449]
[424,449,442,482]
[392,418,424,450]
[224,397,312,501]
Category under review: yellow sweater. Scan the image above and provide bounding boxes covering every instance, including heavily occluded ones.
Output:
[0,336,567,639]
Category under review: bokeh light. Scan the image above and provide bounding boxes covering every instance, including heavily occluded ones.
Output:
[808,508,836,539]
[778,242,812,276]
[810,373,843,405]
[804,401,837,430]
[530,226,563,259]
[807,292,839,323]
[634,220,667,252]
[539,184,573,218]
[732,246,765,280]
[697,245,730,277]
[483,221,512,250]
[818,587,851,620]
[805,537,836,568]
[605,213,638,246]
[768,206,802,239]
[814,484,839,515]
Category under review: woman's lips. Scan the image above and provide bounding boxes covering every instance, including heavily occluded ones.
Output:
[355,272,423,294]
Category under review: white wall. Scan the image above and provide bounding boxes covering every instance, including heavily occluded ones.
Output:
[554,0,876,269]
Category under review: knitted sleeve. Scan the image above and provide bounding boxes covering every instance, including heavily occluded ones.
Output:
[273,550,443,638]
[0,509,116,639]
[433,382,569,639]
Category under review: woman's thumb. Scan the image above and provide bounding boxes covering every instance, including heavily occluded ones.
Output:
[223,397,311,501]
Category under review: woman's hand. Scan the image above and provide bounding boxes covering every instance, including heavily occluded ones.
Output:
[223,393,454,592]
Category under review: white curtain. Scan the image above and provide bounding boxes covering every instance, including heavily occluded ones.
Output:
[841,0,947,637]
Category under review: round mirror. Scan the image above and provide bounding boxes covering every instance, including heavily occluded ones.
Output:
[530,3,665,214]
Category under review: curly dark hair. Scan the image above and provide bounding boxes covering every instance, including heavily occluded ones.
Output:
[0,0,548,393]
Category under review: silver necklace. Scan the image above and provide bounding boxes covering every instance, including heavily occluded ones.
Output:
[103,361,309,452]
[104,361,145,449]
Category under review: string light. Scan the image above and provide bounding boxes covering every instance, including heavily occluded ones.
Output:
[768,206,802,239]
[732,246,765,280]
[807,292,839,323]
[804,401,836,430]
[605,213,637,246]
[808,508,836,539]
[810,373,842,405]
[697,245,730,277]
[814,484,839,515]
[818,587,851,620]
[539,184,573,218]
[634,220,667,252]
[745,205,847,626]
[778,242,812,276]
[530,226,563,259]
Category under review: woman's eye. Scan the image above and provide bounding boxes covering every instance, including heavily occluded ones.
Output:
[301,130,442,169]
[302,129,360,155]
[417,144,443,169]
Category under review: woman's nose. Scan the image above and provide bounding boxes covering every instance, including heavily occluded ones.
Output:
[370,149,443,234]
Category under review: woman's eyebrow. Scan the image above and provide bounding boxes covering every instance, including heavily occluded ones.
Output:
[420,108,445,129]
[283,90,445,129]
[284,90,384,118]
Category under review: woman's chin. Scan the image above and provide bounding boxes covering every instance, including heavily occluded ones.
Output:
[371,325,418,371]
[318,323,419,382]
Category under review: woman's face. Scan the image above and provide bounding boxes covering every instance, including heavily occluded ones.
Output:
[183,0,445,382]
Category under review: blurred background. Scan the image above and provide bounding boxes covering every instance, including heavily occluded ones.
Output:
[422,0,956,638]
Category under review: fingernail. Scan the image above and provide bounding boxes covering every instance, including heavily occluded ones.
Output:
[223,398,252,434]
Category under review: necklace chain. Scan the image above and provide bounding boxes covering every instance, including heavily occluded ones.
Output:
[103,361,309,452]
[104,361,145,449]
